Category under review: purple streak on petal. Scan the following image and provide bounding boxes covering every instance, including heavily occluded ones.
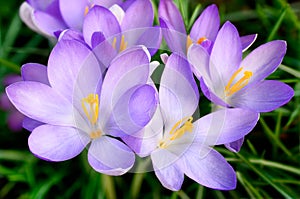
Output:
[83,6,121,47]
[91,32,105,49]
[88,136,135,175]
[160,18,186,55]
[240,34,257,52]
[21,63,49,85]
[225,137,244,153]
[6,82,74,126]
[193,108,259,145]
[179,146,236,190]
[160,53,199,130]
[242,40,287,85]
[33,10,66,36]
[23,116,44,131]
[48,39,96,102]
[29,124,90,161]
[190,4,220,42]
[230,80,294,112]
[210,21,242,91]
[121,0,153,31]
[158,0,186,34]
[7,111,24,132]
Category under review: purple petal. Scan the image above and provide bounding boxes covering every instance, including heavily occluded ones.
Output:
[190,4,220,42]
[3,75,22,86]
[7,111,24,132]
[29,124,90,161]
[19,2,41,34]
[121,0,153,31]
[88,136,135,175]
[83,6,121,47]
[179,146,236,190]
[93,0,123,8]
[33,10,66,36]
[210,21,242,91]
[225,137,244,153]
[158,0,186,34]
[6,82,74,126]
[159,53,199,130]
[193,108,259,145]
[240,34,257,52]
[242,40,287,85]
[47,39,97,102]
[58,29,85,44]
[23,116,44,131]
[230,80,294,112]
[21,63,49,85]
[187,44,210,79]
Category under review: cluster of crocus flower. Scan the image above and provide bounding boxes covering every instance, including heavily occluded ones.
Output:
[5,0,294,191]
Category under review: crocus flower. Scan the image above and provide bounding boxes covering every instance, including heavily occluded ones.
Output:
[123,53,259,190]
[158,0,256,55]
[188,21,294,151]
[6,39,157,175]
[19,0,126,37]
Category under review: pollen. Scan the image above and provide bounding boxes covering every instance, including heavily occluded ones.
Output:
[112,35,128,52]
[90,130,102,139]
[197,37,207,44]
[81,93,99,125]
[84,4,95,16]
[225,67,253,97]
[159,117,193,149]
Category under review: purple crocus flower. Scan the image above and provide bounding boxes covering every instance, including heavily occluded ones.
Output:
[6,39,157,175]
[123,53,259,190]
[158,1,256,55]
[188,21,294,152]
[19,0,126,37]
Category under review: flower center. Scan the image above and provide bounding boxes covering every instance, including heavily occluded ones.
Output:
[225,67,253,97]
[159,117,193,149]
[112,35,128,52]
[81,93,101,139]
[186,35,207,51]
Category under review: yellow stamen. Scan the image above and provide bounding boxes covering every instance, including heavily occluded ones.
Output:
[186,35,193,51]
[84,4,95,16]
[225,67,253,97]
[159,117,194,149]
[90,130,102,139]
[197,37,207,44]
[112,35,128,52]
[112,37,117,50]
[81,93,99,125]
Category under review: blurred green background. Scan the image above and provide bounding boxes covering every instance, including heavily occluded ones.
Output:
[0,0,300,198]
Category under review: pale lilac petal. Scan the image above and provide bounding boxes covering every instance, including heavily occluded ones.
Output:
[33,10,66,36]
[152,148,184,191]
[240,34,257,52]
[23,116,44,131]
[193,108,259,145]
[179,146,236,190]
[159,53,199,130]
[99,46,150,125]
[21,63,49,85]
[59,0,87,29]
[230,80,294,112]
[160,18,186,55]
[83,6,121,47]
[88,136,135,175]
[93,0,123,8]
[210,21,242,92]
[158,0,186,34]
[109,4,125,24]
[190,4,220,41]
[29,125,90,161]
[187,44,210,80]
[48,39,97,102]
[19,2,41,34]
[225,137,244,153]
[6,82,74,126]
[242,40,287,85]
[58,29,85,44]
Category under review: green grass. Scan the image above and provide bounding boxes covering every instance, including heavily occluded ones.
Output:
[0,0,299,198]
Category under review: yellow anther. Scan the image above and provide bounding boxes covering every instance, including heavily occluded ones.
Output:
[225,67,253,97]
[81,93,99,125]
[159,117,193,149]
[84,4,94,16]
[90,130,102,139]
[186,35,193,51]
[112,35,128,52]
[197,37,207,44]
[112,37,117,50]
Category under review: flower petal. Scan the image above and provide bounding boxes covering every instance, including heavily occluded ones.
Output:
[6,81,74,126]
[158,0,186,34]
[225,137,244,153]
[22,116,44,131]
[240,34,257,52]
[59,0,87,29]
[19,2,41,34]
[88,136,135,175]
[159,53,199,130]
[193,108,259,145]
[230,80,294,112]
[83,6,121,47]
[187,44,210,80]
[242,40,287,85]
[21,63,49,85]
[121,0,153,31]
[178,146,236,190]
[190,4,220,42]
[29,124,90,161]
